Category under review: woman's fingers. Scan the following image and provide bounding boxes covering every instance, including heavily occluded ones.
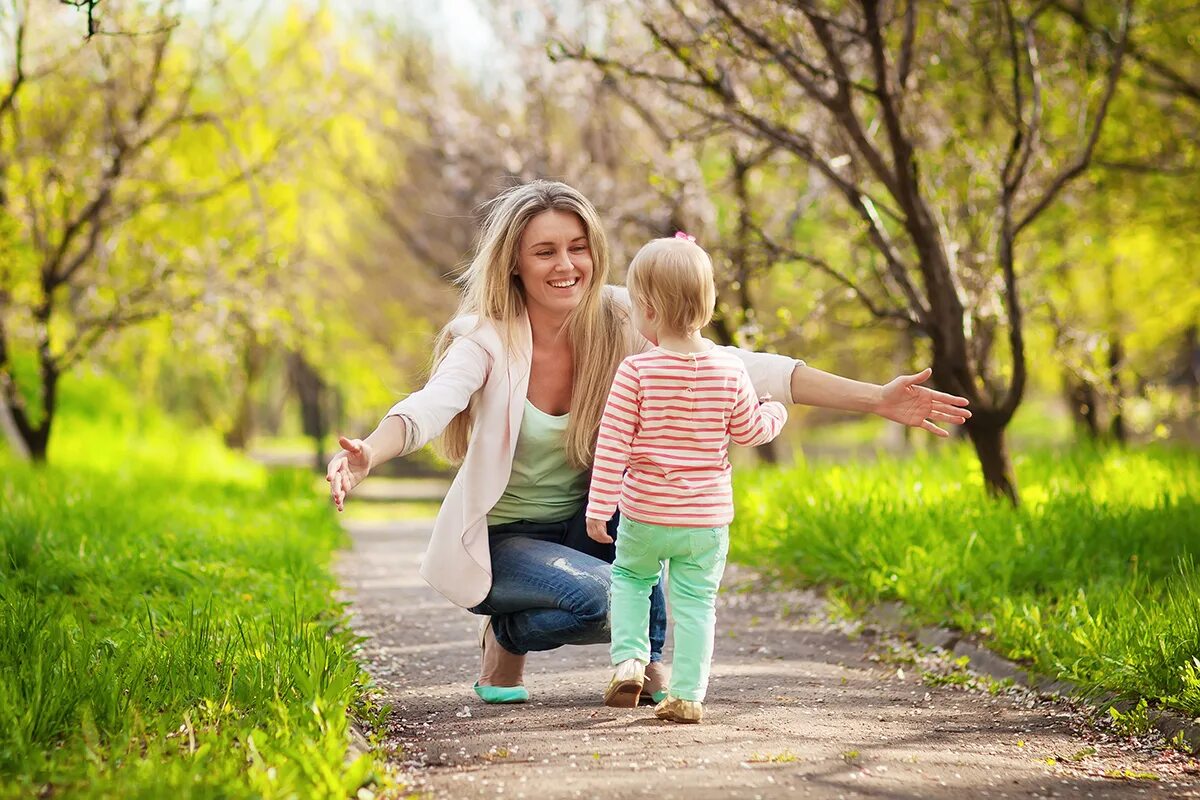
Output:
[929,409,968,424]
[923,389,971,407]
[326,455,344,483]
[931,401,971,419]
[904,368,970,408]
[920,418,949,438]
[904,368,933,386]
[333,462,355,507]
[327,445,364,510]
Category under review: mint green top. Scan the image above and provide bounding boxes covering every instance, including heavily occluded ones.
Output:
[486,400,590,526]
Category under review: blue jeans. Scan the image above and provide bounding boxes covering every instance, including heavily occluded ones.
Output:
[469,504,667,661]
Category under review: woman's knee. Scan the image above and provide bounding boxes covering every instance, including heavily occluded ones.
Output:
[558,566,610,622]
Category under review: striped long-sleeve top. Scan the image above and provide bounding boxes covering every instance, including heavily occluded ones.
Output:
[585,345,788,527]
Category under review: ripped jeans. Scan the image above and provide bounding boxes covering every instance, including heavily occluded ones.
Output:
[469,503,667,661]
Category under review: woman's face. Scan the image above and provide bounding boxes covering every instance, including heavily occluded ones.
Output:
[515,210,593,320]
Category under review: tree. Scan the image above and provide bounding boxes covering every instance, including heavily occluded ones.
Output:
[1039,0,1200,444]
[560,0,1135,501]
[0,0,310,460]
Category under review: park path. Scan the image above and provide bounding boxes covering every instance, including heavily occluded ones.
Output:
[337,516,1198,800]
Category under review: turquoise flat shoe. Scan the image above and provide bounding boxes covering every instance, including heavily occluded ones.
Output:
[473,682,530,704]
[475,616,528,703]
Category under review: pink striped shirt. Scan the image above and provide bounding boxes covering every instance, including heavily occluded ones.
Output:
[585,345,788,527]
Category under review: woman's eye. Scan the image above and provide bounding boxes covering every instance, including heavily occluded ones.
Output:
[537,251,553,257]
[570,246,587,253]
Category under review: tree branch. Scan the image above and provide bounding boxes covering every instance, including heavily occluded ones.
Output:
[897,0,916,90]
[799,7,902,196]
[1014,0,1132,235]
[751,219,918,327]
[859,0,917,206]
[1051,0,1200,104]
[0,0,26,124]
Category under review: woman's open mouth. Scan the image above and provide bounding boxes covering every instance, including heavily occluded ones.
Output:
[548,278,579,289]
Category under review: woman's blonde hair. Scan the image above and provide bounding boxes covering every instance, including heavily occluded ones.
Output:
[626,238,716,335]
[432,180,633,469]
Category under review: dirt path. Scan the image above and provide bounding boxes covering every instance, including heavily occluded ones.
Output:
[338,518,1199,799]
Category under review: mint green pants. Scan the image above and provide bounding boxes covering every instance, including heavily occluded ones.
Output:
[610,517,730,702]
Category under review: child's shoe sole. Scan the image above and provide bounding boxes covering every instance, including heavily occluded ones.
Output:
[604,678,644,708]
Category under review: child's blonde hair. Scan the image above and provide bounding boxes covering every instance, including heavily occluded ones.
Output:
[626,237,716,335]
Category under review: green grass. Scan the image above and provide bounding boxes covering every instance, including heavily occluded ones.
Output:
[732,444,1200,716]
[0,378,396,798]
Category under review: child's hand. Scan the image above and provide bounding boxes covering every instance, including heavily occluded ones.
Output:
[586,518,614,544]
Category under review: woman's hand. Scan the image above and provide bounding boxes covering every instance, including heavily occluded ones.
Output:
[875,368,971,437]
[586,518,614,544]
[327,435,374,512]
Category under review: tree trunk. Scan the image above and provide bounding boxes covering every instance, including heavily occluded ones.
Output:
[223,330,265,450]
[289,351,329,473]
[756,438,780,465]
[0,396,30,460]
[1108,331,1126,444]
[1065,377,1100,439]
[1185,326,1200,442]
[26,421,51,462]
[21,346,58,462]
[12,376,56,463]
[965,419,1019,505]
[0,352,52,462]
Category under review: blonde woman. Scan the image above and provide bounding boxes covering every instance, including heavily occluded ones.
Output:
[327,180,971,705]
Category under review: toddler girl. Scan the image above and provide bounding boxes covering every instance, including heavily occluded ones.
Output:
[585,232,786,723]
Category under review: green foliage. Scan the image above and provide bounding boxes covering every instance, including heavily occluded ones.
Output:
[0,381,396,797]
[44,369,266,484]
[732,445,1200,715]
[1107,698,1153,737]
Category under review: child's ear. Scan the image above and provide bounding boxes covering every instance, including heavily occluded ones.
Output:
[641,302,657,321]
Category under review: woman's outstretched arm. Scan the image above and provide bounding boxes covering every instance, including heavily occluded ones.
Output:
[789,364,970,436]
[327,331,491,510]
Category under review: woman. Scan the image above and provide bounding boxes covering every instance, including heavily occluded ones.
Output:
[327,180,970,704]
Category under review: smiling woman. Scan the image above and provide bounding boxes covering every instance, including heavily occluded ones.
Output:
[325,179,971,707]
[517,211,593,322]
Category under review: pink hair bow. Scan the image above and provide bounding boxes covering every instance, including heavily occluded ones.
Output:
[674,231,696,242]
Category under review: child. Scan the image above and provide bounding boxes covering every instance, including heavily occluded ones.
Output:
[585,232,787,724]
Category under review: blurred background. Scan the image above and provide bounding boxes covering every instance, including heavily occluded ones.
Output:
[0,0,1196,498]
[2,4,1199,793]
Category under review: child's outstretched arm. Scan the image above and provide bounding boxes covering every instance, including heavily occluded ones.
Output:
[730,366,788,447]
[585,359,642,543]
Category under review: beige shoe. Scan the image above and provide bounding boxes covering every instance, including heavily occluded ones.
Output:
[473,616,529,704]
[640,661,669,704]
[603,659,645,708]
[654,695,703,724]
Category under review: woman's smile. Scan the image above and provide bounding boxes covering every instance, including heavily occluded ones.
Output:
[516,209,594,318]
